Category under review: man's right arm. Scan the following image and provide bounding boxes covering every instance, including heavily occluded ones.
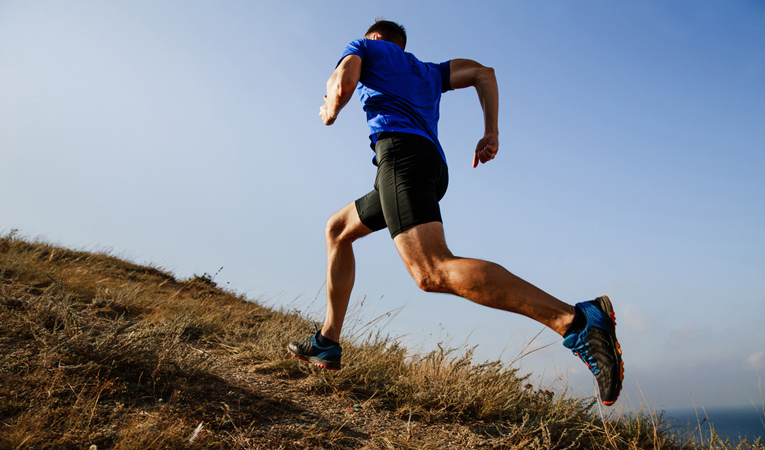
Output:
[320,54,362,126]
[449,59,499,168]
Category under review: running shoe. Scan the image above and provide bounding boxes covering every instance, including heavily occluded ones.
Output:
[287,327,342,370]
[563,295,624,405]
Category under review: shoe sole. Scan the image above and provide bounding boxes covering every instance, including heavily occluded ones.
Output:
[288,350,341,371]
[594,295,624,406]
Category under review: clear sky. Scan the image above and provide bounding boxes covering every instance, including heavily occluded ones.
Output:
[2,1,763,412]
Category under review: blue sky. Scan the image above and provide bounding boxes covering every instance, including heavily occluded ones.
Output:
[2,1,763,412]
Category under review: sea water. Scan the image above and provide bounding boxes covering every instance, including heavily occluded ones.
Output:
[666,406,764,445]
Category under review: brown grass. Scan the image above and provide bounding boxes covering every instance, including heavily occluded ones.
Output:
[1,230,762,449]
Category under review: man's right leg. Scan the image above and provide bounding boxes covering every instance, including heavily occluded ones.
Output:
[321,202,374,342]
[287,201,373,369]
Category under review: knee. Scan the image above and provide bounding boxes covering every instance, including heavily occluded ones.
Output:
[410,267,449,294]
[325,213,353,247]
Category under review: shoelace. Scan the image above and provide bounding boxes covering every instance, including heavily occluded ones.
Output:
[298,322,321,344]
[572,342,601,375]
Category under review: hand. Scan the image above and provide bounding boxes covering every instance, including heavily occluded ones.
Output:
[320,95,336,126]
[472,133,499,168]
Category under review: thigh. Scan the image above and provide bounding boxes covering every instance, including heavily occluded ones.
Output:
[392,221,454,282]
[375,133,449,238]
[355,190,387,233]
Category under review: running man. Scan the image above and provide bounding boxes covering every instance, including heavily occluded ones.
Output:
[288,20,624,405]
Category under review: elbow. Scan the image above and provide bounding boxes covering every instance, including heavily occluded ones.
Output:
[338,82,356,98]
[472,66,497,93]
[328,79,356,100]
[338,76,358,97]
[477,66,496,83]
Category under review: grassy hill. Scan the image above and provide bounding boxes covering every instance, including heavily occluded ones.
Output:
[0,231,759,449]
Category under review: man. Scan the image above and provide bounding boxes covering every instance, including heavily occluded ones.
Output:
[288,20,624,405]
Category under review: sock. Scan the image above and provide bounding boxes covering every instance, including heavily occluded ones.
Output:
[316,332,340,348]
[564,306,587,337]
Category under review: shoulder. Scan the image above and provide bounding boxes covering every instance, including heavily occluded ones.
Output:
[341,38,366,56]
[337,39,367,67]
[360,39,408,58]
[343,39,407,68]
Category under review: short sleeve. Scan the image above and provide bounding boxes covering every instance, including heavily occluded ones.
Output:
[438,60,452,93]
[338,39,365,67]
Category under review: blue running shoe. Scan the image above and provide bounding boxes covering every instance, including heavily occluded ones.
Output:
[288,327,342,370]
[563,296,623,405]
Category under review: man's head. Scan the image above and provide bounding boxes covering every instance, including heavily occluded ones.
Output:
[365,19,406,50]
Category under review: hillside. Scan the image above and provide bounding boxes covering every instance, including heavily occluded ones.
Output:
[0,232,754,449]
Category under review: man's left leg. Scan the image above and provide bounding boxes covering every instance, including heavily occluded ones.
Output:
[392,221,623,405]
[392,221,575,335]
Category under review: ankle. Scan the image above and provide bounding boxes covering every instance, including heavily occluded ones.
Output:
[316,331,340,348]
[563,306,586,337]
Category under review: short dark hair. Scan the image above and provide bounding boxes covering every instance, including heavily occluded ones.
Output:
[365,19,407,50]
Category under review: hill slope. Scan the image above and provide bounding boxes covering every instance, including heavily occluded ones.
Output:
[0,232,738,449]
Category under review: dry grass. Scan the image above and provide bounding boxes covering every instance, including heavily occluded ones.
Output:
[0,230,762,449]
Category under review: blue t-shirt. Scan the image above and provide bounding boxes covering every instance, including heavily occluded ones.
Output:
[339,39,452,163]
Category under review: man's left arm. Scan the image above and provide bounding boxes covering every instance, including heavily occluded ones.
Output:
[449,59,499,168]
[320,54,362,125]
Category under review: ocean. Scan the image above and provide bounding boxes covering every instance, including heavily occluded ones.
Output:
[665,406,764,445]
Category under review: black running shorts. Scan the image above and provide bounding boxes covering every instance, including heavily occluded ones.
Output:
[355,132,449,238]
